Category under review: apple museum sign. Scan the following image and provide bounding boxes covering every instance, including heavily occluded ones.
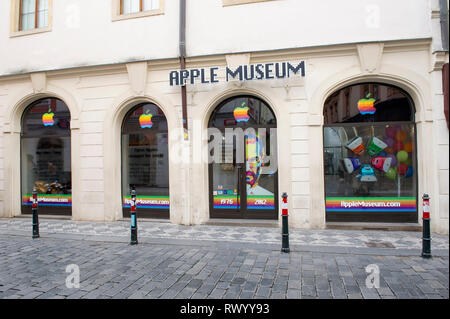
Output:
[169,61,305,86]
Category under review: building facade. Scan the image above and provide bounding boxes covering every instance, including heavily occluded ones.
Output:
[0,0,448,234]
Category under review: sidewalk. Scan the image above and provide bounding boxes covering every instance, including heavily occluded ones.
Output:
[0,217,448,299]
[0,217,448,253]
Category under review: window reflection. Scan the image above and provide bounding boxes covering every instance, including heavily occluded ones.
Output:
[21,98,71,215]
[323,84,417,223]
[121,103,169,218]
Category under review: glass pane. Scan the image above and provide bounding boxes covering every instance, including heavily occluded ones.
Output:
[324,84,414,124]
[122,103,167,133]
[21,136,72,207]
[21,13,35,31]
[123,0,140,14]
[38,0,48,10]
[143,0,159,11]
[20,0,35,30]
[246,130,276,210]
[122,104,169,210]
[37,10,47,28]
[324,124,417,218]
[22,0,35,13]
[22,98,71,137]
[212,138,240,210]
[37,0,48,28]
[209,96,276,128]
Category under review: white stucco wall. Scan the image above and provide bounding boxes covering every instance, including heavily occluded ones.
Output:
[0,0,433,76]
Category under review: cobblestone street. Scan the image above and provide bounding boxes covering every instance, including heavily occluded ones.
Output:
[0,218,448,299]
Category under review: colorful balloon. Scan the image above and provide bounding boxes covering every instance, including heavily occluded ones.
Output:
[384,137,395,148]
[386,126,397,138]
[394,141,404,152]
[395,130,407,142]
[398,163,408,176]
[404,142,413,153]
[386,167,397,180]
[397,150,409,163]
[404,166,413,178]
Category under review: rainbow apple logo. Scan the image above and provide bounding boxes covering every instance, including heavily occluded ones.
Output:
[139,110,153,128]
[42,109,55,126]
[234,102,250,123]
[357,93,376,115]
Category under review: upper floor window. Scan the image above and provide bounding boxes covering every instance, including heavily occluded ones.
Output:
[121,0,159,14]
[10,0,52,37]
[19,0,48,31]
[112,0,163,21]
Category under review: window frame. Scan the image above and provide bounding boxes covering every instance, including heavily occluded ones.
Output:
[10,0,52,38]
[112,0,164,22]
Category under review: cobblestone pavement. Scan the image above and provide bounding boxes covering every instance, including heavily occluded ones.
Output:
[0,218,448,299]
[0,218,448,250]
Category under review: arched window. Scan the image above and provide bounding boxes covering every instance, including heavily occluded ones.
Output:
[323,83,417,223]
[208,95,278,220]
[121,103,169,219]
[21,98,72,215]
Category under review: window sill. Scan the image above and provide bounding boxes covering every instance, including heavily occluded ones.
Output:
[223,0,276,7]
[10,26,51,38]
[112,9,164,22]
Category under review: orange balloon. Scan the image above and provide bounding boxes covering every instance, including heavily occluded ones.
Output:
[385,147,395,154]
[404,142,414,153]
[395,130,407,141]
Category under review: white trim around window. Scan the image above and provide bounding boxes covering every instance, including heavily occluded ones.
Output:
[9,0,53,38]
[112,0,165,22]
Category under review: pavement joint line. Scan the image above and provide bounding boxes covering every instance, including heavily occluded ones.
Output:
[1,231,448,258]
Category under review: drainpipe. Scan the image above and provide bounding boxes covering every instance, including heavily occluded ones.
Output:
[179,0,191,225]
[439,0,449,51]
[439,0,449,128]
[180,0,188,140]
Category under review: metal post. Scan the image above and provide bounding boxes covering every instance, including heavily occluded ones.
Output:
[281,192,290,253]
[32,189,39,239]
[130,188,138,245]
[421,194,432,259]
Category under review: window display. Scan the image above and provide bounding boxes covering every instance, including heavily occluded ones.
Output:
[121,103,169,218]
[323,84,417,222]
[209,96,278,219]
[21,98,72,215]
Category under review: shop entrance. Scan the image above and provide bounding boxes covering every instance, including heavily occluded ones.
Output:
[121,103,169,219]
[21,98,72,216]
[323,83,418,223]
[208,96,278,220]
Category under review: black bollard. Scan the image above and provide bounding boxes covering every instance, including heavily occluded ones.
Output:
[130,189,138,245]
[32,189,39,239]
[421,194,432,259]
[281,192,290,253]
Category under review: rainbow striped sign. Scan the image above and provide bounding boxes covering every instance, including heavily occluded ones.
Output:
[247,195,275,210]
[123,196,170,210]
[326,197,416,212]
[22,194,72,207]
[214,195,240,209]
